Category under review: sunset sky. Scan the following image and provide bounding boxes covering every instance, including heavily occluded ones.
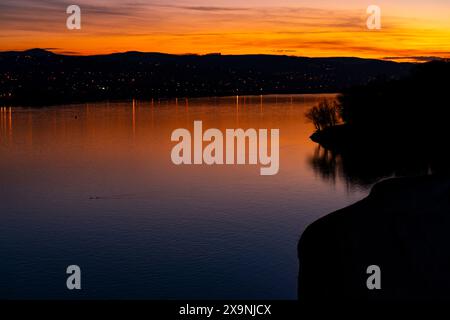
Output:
[1,0,450,60]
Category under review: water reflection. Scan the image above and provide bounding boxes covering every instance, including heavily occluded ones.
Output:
[309,142,447,189]
[0,107,13,144]
[0,95,368,299]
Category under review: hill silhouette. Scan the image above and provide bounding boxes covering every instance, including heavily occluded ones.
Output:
[300,61,450,304]
[308,60,450,185]
[299,174,450,303]
[0,49,412,106]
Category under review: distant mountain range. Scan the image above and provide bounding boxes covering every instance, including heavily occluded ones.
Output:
[0,49,413,105]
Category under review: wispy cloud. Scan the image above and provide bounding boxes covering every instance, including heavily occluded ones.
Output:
[155,5,249,12]
[383,56,446,62]
[0,0,449,59]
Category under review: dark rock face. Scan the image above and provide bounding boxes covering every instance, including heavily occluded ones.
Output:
[298,175,450,302]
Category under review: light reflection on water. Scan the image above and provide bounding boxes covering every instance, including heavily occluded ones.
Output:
[0,95,367,299]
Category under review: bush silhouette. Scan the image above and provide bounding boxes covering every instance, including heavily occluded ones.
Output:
[305,99,340,131]
[308,60,450,180]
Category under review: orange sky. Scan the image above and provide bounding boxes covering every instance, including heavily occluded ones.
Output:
[1,0,450,60]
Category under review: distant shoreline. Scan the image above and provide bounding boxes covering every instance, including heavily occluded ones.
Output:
[0,49,412,107]
[2,92,340,108]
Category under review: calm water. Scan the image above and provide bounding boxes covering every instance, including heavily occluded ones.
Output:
[0,95,368,299]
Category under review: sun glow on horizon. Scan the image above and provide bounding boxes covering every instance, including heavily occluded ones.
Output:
[1,0,450,61]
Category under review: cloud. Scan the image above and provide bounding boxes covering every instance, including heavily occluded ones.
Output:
[56,50,82,55]
[157,5,249,12]
[1,0,449,59]
[383,56,445,62]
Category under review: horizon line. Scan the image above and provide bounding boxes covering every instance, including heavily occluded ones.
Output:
[2,48,442,63]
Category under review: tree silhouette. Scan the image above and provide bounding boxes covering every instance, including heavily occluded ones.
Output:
[305,99,340,131]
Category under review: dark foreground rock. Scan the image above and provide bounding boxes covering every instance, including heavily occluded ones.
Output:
[298,174,450,302]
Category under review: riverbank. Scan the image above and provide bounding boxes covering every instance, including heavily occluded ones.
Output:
[309,124,352,151]
[298,174,450,301]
